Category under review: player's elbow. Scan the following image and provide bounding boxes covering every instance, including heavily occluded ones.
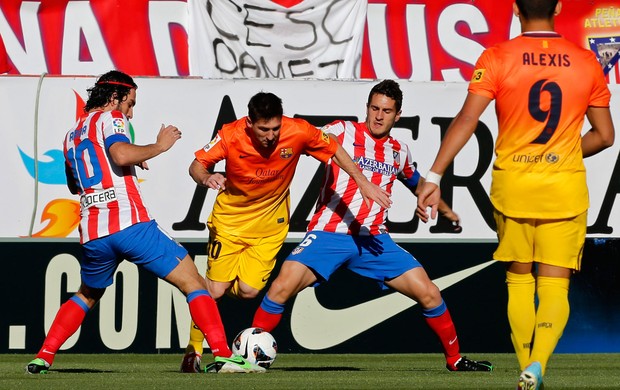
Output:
[110,154,130,166]
[601,130,615,149]
[188,160,205,184]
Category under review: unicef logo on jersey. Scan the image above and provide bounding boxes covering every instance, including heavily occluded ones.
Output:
[545,152,559,164]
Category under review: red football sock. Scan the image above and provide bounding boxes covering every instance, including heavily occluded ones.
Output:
[252,306,282,332]
[36,297,88,365]
[425,309,461,368]
[188,294,231,357]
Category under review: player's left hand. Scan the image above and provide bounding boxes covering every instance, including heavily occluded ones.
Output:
[417,182,440,220]
[156,124,182,152]
[416,205,430,223]
[442,210,462,233]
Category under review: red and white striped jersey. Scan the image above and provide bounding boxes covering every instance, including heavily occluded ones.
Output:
[308,120,419,236]
[63,110,151,243]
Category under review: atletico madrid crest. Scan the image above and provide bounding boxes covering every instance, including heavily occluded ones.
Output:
[588,36,620,75]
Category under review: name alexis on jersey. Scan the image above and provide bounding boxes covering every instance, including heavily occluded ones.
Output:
[522,52,571,67]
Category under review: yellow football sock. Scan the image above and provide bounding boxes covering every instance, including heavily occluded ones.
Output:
[530,275,570,375]
[186,320,205,356]
[506,271,536,370]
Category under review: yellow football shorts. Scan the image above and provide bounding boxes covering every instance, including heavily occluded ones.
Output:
[493,210,586,271]
[205,225,288,290]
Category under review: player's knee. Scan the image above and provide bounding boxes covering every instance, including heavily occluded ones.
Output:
[418,283,442,308]
[78,284,105,304]
[266,278,294,301]
[186,272,208,290]
[237,288,260,300]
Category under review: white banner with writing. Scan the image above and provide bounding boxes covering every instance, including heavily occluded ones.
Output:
[188,0,367,79]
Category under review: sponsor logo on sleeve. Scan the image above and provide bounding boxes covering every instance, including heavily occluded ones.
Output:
[203,134,221,151]
[112,118,126,134]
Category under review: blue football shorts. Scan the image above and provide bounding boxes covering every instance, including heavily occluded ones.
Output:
[287,231,421,290]
[81,220,188,289]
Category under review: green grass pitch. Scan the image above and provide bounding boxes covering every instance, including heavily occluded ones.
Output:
[3,353,620,389]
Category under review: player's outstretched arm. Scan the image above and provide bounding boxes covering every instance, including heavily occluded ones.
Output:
[331,141,392,209]
[582,106,615,158]
[418,93,491,219]
[109,124,182,167]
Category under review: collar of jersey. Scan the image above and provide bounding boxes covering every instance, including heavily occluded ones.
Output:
[522,31,561,38]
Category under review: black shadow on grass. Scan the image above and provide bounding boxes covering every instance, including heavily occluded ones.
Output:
[52,368,111,373]
[164,367,363,373]
[274,367,361,372]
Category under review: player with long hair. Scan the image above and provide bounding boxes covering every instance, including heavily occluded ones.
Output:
[26,70,265,374]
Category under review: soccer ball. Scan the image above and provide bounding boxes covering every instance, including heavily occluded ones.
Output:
[231,327,278,369]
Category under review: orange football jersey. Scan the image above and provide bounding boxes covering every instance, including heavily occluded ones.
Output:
[195,116,338,237]
[469,32,611,218]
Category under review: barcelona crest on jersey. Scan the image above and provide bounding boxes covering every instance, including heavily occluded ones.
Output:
[280,147,293,159]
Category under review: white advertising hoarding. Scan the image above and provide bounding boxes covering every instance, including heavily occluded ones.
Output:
[2,76,619,241]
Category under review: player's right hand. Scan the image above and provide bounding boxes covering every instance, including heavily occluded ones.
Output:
[156,124,182,152]
[204,173,226,191]
[359,181,392,209]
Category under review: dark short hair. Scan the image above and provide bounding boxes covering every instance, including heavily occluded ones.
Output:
[247,92,283,122]
[368,79,403,112]
[515,0,558,20]
[84,70,137,112]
